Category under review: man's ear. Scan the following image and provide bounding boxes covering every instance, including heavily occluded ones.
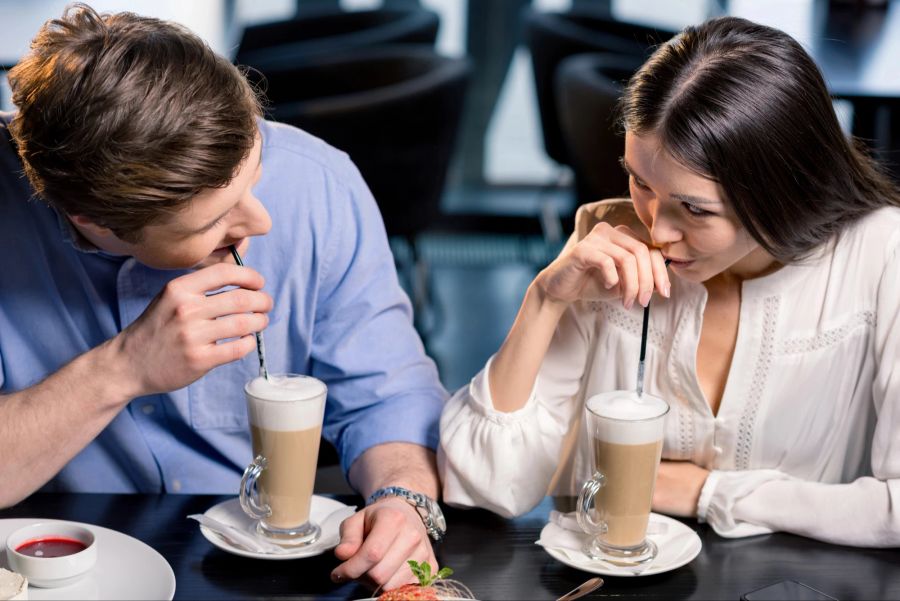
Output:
[68,214,112,237]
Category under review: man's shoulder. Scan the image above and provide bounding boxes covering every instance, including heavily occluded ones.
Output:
[257,119,358,185]
[0,112,22,170]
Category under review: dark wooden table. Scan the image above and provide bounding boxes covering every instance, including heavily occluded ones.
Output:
[2,493,898,600]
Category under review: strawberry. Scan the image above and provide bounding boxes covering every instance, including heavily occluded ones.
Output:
[377,560,454,601]
[377,583,439,601]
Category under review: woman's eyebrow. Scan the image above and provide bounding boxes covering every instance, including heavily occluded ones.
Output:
[671,192,721,205]
[620,156,721,205]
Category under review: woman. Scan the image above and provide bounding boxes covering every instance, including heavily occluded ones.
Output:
[439,16,900,547]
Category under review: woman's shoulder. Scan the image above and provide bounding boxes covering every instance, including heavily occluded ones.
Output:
[574,198,641,241]
[836,206,900,266]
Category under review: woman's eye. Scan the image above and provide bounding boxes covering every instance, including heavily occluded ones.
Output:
[631,176,651,191]
[683,202,711,217]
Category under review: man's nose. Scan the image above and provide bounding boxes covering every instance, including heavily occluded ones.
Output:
[232,195,272,238]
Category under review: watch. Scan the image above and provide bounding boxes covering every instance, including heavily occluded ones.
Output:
[367,486,447,542]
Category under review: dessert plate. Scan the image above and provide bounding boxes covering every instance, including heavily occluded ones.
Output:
[0,518,175,600]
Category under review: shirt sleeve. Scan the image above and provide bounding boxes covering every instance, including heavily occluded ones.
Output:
[311,157,447,476]
[697,242,900,547]
[439,301,593,517]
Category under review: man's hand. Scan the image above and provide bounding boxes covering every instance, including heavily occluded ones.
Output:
[652,460,710,517]
[330,496,437,591]
[115,262,272,397]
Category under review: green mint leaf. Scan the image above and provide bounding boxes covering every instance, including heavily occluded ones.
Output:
[410,560,432,586]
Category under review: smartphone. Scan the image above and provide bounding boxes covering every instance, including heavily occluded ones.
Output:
[741,580,838,601]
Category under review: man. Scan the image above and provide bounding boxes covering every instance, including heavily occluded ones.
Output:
[0,4,447,589]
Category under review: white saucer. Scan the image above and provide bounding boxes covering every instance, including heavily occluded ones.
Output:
[539,512,702,577]
[0,518,175,600]
[198,495,353,560]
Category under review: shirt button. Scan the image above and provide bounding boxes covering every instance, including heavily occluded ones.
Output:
[713,445,723,455]
[171,480,182,492]
[141,404,155,415]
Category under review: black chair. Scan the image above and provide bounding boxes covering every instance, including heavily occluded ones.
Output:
[523,8,674,167]
[556,53,646,204]
[235,8,439,72]
[258,46,470,334]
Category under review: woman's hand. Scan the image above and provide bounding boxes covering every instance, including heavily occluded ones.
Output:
[652,461,710,517]
[535,222,670,310]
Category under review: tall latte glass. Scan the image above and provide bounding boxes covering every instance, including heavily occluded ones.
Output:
[239,374,326,546]
[576,391,669,565]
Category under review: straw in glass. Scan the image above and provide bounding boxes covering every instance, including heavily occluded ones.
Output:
[229,245,269,380]
[635,259,670,397]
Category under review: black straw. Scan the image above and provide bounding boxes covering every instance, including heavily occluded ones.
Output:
[229,245,269,380]
[636,259,671,397]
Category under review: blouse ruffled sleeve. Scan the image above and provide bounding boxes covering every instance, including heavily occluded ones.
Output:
[439,302,594,518]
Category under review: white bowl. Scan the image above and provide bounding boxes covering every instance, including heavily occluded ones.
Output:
[5,522,97,588]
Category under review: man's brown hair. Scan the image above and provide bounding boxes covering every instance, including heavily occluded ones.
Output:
[8,3,262,242]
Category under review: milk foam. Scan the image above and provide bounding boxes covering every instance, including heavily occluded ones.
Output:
[245,375,326,431]
[586,391,668,445]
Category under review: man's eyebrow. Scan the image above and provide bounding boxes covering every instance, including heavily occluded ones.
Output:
[619,156,721,205]
[191,150,263,233]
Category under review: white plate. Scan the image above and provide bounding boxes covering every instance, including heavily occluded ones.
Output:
[540,512,702,577]
[198,495,353,560]
[0,518,175,600]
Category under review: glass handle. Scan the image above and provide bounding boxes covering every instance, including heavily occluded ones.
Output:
[239,454,271,520]
[576,471,608,536]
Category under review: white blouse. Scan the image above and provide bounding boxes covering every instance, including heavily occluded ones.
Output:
[439,202,900,548]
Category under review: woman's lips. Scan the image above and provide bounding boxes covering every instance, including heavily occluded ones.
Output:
[664,256,694,267]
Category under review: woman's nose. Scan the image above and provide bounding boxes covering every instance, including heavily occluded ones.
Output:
[649,210,681,246]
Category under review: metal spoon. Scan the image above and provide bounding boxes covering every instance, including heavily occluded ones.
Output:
[556,576,604,601]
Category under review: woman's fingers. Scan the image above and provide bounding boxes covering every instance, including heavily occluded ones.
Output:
[573,244,619,290]
[610,228,654,306]
[599,243,640,309]
[571,222,671,307]
[649,248,671,298]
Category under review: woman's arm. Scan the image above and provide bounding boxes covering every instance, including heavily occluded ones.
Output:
[440,211,670,516]
[489,221,670,413]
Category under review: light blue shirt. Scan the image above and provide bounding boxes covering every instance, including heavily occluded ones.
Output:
[0,116,447,494]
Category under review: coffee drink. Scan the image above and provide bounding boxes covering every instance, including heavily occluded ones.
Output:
[248,424,322,528]
[591,438,663,547]
[241,374,327,544]
[577,391,668,564]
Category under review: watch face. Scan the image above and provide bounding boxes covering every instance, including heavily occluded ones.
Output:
[426,498,447,533]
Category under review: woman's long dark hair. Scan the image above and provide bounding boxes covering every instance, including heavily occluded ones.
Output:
[620,16,900,262]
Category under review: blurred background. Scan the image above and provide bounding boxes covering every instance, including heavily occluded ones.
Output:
[1,0,898,488]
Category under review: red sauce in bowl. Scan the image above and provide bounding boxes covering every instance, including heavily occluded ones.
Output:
[15,537,88,558]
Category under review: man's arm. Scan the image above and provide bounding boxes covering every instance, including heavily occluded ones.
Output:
[0,337,137,507]
[0,263,270,508]
[347,442,439,500]
[303,157,447,591]
[330,443,440,590]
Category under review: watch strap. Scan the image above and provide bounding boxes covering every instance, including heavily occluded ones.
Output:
[367,486,445,541]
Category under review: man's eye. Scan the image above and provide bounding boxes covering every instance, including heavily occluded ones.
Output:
[683,202,712,217]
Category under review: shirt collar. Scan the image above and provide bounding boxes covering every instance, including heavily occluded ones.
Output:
[53,206,126,259]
